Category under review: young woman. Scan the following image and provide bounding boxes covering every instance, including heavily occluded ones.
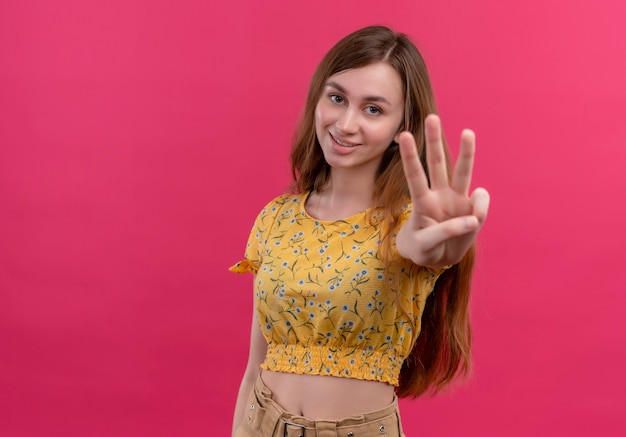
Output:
[230,25,490,437]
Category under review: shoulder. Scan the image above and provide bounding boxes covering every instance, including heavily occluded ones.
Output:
[259,192,306,215]
[253,192,308,224]
[395,201,412,224]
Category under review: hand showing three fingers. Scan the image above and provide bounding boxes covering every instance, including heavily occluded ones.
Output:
[396,114,490,268]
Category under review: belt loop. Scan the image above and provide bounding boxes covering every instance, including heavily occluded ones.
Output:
[315,420,338,437]
[259,400,284,436]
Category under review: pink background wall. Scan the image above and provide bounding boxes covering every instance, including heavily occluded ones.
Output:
[1,1,625,435]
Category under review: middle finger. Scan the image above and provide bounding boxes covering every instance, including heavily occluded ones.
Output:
[424,114,449,190]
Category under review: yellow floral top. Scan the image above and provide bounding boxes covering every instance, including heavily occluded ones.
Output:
[230,193,444,386]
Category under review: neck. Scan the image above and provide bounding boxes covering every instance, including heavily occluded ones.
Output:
[308,168,376,221]
[327,170,374,203]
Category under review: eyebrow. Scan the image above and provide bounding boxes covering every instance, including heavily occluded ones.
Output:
[325,81,392,105]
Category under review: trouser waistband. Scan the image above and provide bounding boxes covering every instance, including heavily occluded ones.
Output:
[249,373,403,437]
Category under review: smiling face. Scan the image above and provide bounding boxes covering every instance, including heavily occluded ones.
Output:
[314,62,405,178]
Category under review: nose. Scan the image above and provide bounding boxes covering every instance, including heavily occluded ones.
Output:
[335,107,359,135]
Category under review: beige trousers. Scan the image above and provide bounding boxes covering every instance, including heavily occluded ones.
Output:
[235,374,405,437]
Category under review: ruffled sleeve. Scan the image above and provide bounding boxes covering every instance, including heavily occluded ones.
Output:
[229,259,259,275]
[229,196,286,275]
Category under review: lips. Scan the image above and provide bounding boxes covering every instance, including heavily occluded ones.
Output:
[330,132,360,148]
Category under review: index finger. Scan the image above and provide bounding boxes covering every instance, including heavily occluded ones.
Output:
[398,131,429,200]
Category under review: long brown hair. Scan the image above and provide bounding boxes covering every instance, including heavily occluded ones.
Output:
[290,25,475,397]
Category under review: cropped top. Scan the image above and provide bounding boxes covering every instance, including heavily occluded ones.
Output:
[229,193,444,386]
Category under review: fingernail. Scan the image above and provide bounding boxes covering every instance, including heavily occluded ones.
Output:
[465,216,479,230]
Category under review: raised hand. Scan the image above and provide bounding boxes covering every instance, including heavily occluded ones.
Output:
[395,114,490,268]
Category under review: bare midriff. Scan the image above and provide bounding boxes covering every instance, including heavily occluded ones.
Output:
[260,369,396,419]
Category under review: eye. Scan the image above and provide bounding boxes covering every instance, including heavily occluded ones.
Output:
[365,105,382,115]
[329,94,344,104]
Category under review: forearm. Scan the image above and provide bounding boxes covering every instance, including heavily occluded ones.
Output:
[231,370,258,437]
[232,294,268,435]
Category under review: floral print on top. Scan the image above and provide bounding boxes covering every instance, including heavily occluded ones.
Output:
[230,193,444,386]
